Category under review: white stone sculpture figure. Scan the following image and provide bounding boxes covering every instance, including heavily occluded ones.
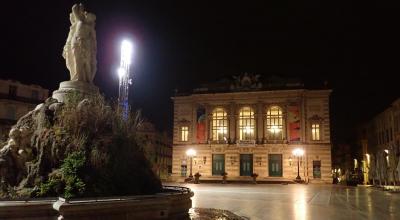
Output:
[63,3,97,83]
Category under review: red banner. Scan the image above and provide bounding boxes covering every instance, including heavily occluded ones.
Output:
[196,107,206,143]
[288,104,301,141]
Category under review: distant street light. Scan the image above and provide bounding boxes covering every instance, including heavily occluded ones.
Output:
[118,39,133,120]
[292,148,304,182]
[186,148,197,179]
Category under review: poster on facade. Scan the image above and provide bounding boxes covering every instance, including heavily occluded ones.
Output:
[288,104,301,141]
[196,107,206,143]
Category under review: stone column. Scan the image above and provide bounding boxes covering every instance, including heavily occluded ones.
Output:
[205,104,212,143]
[284,103,289,142]
[301,95,306,143]
[229,102,236,144]
[256,102,264,144]
[192,103,197,144]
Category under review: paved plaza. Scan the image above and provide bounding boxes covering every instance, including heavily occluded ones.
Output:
[179,183,400,220]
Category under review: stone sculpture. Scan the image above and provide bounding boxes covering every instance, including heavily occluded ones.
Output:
[52,3,99,103]
[63,3,97,83]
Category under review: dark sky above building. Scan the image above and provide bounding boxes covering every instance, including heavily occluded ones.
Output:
[1,0,399,144]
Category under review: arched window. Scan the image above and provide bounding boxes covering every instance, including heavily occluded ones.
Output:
[266,106,284,140]
[212,108,228,141]
[311,122,321,141]
[239,107,255,140]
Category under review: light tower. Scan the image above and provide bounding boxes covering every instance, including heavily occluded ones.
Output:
[118,40,133,120]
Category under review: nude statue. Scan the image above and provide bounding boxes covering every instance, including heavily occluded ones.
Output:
[63,4,97,83]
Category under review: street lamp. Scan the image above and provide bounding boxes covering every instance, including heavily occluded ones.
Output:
[384,149,389,166]
[365,153,370,166]
[118,39,133,120]
[292,148,304,182]
[186,148,197,179]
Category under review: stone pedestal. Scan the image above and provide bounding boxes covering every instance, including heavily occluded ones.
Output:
[52,81,99,103]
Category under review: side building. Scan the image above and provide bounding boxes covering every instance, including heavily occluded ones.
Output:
[137,121,173,180]
[359,98,400,185]
[171,74,332,183]
[0,79,48,141]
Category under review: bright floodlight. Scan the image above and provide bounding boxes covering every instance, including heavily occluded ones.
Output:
[117,67,126,79]
[186,148,197,157]
[292,148,304,157]
[121,40,133,65]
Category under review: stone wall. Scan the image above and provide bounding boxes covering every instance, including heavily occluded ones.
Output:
[0,187,193,220]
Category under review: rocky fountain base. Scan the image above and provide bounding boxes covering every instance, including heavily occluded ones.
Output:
[0,84,193,219]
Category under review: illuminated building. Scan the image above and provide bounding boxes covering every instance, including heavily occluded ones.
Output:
[171,74,332,183]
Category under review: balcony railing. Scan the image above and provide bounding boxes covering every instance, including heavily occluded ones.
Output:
[237,140,256,146]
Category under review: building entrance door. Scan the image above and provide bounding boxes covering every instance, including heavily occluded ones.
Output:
[240,154,253,176]
[212,154,225,175]
[269,154,282,177]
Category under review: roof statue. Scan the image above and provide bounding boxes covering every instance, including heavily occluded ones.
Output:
[230,73,262,91]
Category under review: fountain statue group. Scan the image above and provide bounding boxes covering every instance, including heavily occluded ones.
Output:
[0,3,99,195]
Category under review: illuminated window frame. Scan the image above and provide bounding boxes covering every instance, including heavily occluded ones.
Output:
[181,126,189,142]
[266,106,284,140]
[239,107,255,141]
[311,123,320,141]
[212,108,228,141]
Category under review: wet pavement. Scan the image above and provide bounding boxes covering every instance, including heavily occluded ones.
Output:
[181,183,400,220]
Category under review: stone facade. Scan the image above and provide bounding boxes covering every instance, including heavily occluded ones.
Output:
[171,79,332,183]
[0,79,48,141]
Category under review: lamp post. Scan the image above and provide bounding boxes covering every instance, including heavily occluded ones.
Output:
[118,39,133,120]
[186,148,196,179]
[292,148,304,182]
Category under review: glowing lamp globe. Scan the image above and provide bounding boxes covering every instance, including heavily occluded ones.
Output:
[186,148,197,157]
[292,148,304,157]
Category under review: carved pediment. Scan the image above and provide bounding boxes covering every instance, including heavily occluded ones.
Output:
[212,147,223,153]
[269,146,283,153]
[239,147,254,153]
[309,114,324,121]
[177,119,191,124]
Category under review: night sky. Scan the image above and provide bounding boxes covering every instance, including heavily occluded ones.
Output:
[1,0,399,145]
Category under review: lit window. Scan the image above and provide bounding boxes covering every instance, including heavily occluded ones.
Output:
[239,107,255,140]
[212,108,228,141]
[266,106,284,140]
[181,126,189,141]
[311,123,320,140]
